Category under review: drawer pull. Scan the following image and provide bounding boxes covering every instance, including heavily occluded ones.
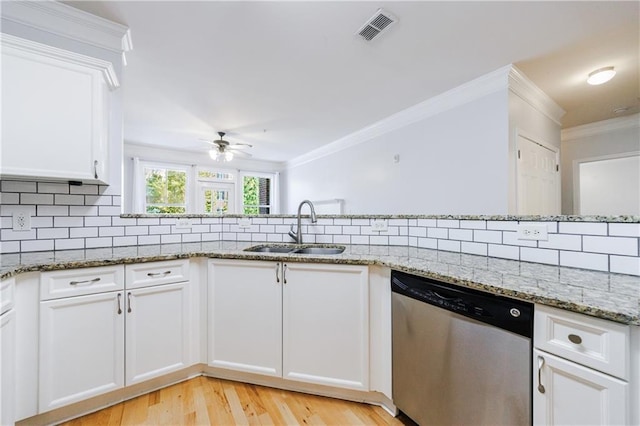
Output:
[147,271,172,277]
[568,334,583,345]
[69,277,101,286]
[537,356,546,394]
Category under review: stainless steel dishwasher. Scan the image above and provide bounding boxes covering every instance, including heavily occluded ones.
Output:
[392,270,533,425]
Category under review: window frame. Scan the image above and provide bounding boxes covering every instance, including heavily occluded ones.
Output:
[135,160,192,214]
[239,171,279,215]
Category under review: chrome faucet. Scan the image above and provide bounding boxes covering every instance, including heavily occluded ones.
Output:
[288,200,317,244]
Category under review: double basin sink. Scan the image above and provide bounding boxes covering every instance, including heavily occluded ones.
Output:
[244,245,346,255]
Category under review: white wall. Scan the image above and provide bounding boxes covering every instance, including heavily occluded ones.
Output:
[283,90,510,215]
[561,114,640,214]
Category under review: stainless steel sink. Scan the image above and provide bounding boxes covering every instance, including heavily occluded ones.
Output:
[291,247,345,255]
[244,245,345,255]
[244,245,295,253]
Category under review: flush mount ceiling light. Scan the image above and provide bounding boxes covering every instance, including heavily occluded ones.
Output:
[587,66,616,85]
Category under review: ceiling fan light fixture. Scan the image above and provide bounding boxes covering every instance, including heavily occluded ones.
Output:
[209,149,219,161]
[224,151,234,162]
[587,66,616,85]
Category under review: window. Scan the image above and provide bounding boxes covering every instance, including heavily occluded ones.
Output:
[196,168,236,214]
[241,172,276,214]
[141,162,189,213]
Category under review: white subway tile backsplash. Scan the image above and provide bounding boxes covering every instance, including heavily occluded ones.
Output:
[417,238,438,249]
[201,233,220,242]
[342,226,361,235]
[125,226,149,236]
[334,218,351,225]
[560,251,609,272]
[389,236,409,246]
[85,237,113,248]
[0,217,11,228]
[54,194,85,205]
[112,217,136,226]
[70,185,99,195]
[1,205,36,216]
[37,182,69,194]
[21,193,53,204]
[437,219,459,228]
[138,235,161,245]
[438,239,461,252]
[417,219,437,227]
[267,217,284,225]
[85,216,111,227]
[461,241,488,256]
[352,219,370,226]
[85,195,113,205]
[324,225,341,234]
[37,228,69,239]
[113,236,137,247]
[521,247,559,265]
[370,236,389,245]
[136,218,160,226]
[30,217,53,228]
[583,236,638,256]
[260,224,276,233]
[70,227,98,238]
[487,221,518,231]
[351,235,369,245]
[474,230,502,244]
[316,234,333,244]
[149,225,171,235]
[427,227,448,239]
[0,192,19,204]
[69,206,98,216]
[182,233,202,243]
[460,220,486,230]
[488,244,519,260]
[449,229,473,241]
[37,206,68,216]
[100,227,125,237]
[0,241,20,253]
[99,206,121,216]
[1,229,36,241]
[610,256,640,276]
[538,234,582,251]
[609,223,640,237]
[559,222,607,236]
[21,239,54,252]
[55,239,85,250]
[54,217,84,228]
[2,181,36,193]
[267,233,284,242]
[502,231,537,247]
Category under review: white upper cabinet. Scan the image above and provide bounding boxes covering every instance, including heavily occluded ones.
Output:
[1,34,118,184]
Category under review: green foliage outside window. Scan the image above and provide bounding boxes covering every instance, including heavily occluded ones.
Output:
[243,176,259,214]
[145,167,187,213]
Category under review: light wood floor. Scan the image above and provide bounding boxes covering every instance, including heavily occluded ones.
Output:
[61,376,412,426]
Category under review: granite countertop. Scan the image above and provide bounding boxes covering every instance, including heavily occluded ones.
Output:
[1,241,639,325]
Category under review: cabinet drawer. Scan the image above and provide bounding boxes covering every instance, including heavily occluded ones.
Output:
[1,277,15,315]
[40,265,124,300]
[534,304,629,380]
[125,260,189,289]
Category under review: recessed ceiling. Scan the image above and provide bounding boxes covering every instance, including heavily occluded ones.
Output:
[64,1,639,163]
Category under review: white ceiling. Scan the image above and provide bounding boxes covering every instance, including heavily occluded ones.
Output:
[65,1,639,163]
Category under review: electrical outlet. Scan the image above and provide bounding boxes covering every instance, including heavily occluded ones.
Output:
[238,218,252,229]
[516,224,548,241]
[175,218,192,229]
[371,219,389,232]
[12,211,31,231]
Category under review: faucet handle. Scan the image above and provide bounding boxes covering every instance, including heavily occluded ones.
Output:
[288,224,298,243]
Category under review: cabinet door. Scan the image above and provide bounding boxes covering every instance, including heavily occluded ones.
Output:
[1,310,16,426]
[1,36,112,184]
[39,292,124,411]
[208,260,282,377]
[533,350,628,426]
[283,263,369,390]
[125,282,190,385]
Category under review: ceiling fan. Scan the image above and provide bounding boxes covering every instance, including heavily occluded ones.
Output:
[202,132,253,162]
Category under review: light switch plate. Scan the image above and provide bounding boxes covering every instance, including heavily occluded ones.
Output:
[12,211,31,231]
[175,218,192,229]
[238,218,252,229]
[371,219,389,232]
[516,224,548,241]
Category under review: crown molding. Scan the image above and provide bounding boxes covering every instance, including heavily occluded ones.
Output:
[561,113,640,141]
[286,65,513,169]
[1,0,132,61]
[1,33,119,89]
[508,66,565,125]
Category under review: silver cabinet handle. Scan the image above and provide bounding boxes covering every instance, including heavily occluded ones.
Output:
[568,334,582,345]
[147,271,172,277]
[275,263,280,283]
[537,356,546,394]
[127,292,132,313]
[69,277,101,286]
[117,293,122,315]
[94,160,98,179]
[283,263,287,284]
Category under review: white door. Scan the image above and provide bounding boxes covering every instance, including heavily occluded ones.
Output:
[197,182,235,213]
[517,135,560,215]
[39,292,125,411]
[125,283,190,385]
[208,260,282,377]
[283,263,369,390]
[0,310,16,426]
[533,350,627,426]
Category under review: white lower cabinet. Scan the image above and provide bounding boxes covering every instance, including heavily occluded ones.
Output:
[533,349,627,426]
[39,261,192,412]
[533,304,631,425]
[208,259,369,391]
[39,292,125,411]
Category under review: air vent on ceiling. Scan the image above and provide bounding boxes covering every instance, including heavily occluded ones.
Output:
[357,9,397,41]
